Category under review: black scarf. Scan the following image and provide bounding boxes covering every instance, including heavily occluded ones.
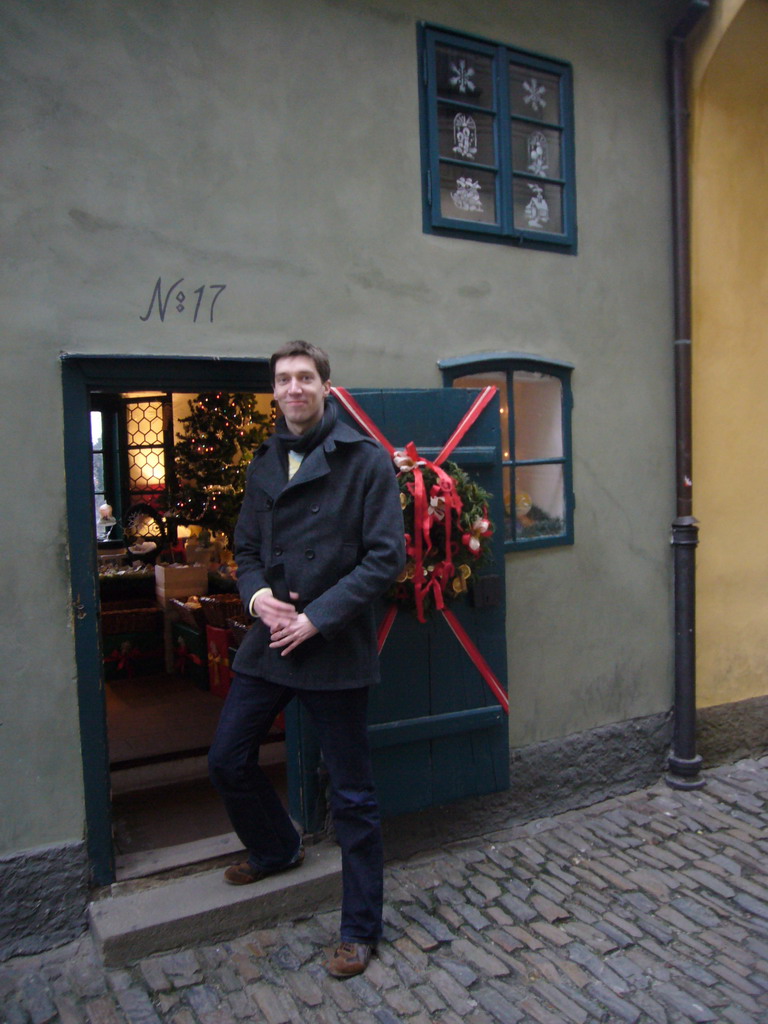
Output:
[273,397,337,456]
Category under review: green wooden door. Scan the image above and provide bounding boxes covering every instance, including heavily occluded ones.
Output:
[286,388,508,829]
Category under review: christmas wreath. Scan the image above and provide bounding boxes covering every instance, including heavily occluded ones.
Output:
[389,442,493,621]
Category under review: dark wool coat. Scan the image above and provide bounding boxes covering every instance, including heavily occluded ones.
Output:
[232,417,406,689]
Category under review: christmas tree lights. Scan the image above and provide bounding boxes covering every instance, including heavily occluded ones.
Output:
[172,392,271,543]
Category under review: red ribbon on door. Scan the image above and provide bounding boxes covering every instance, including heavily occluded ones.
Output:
[331,385,508,714]
[395,440,464,623]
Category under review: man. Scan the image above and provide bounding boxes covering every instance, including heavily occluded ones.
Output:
[208,340,405,979]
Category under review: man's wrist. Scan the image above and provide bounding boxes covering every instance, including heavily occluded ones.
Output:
[249,587,271,618]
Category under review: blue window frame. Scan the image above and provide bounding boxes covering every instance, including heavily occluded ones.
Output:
[440,353,574,550]
[419,24,577,252]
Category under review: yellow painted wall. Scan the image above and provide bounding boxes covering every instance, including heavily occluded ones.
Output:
[691,0,768,707]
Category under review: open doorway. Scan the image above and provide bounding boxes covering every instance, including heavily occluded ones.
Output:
[63,356,282,884]
[92,386,283,879]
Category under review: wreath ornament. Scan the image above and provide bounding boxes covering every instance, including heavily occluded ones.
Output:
[390,441,493,622]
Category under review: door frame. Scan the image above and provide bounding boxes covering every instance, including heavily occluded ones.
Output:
[62,355,272,885]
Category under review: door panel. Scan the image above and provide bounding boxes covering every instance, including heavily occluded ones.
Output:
[287,388,509,827]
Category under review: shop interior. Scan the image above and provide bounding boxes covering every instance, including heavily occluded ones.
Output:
[92,388,280,880]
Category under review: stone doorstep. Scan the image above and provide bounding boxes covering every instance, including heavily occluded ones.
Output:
[89,843,343,968]
[115,831,245,881]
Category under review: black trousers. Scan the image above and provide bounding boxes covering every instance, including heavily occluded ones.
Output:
[208,673,383,944]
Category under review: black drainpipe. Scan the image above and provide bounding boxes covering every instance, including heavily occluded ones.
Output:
[666,0,710,790]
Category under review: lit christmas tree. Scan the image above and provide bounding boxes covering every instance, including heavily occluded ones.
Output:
[172,392,271,543]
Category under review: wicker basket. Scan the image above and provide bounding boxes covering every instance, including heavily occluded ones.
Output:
[101,604,163,635]
[227,617,251,649]
[201,594,245,628]
[169,597,208,632]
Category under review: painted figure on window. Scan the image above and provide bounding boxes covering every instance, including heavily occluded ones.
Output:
[453,113,478,160]
[452,177,483,213]
[525,183,549,228]
[527,131,548,177]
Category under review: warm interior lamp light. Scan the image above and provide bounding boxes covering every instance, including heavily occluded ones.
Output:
[133,450,166,488]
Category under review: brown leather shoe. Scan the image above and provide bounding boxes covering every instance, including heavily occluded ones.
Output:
[223,845,304,885]
[326,941,374,978]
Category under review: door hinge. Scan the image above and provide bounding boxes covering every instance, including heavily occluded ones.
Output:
[73,595,87,620]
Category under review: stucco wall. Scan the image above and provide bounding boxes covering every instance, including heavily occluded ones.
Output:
[691,0,768,707]
[0,0,683,862]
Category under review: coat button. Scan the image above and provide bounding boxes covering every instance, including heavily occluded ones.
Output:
[273,546,283,557]
[310,503,320,513]
[305,549,315,560]
[266,498,273,509]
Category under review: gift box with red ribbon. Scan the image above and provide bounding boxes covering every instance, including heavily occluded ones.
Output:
[206,624,232,698]
[103,632,165,679]
[172,621,209,690]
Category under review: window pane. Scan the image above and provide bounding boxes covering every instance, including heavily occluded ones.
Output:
[515,464,566,540]
[91,411,103,452]
[125,399,167,498]
[452,371,512,535]
[128,447,166,491]
[126,401,164,445]
[436,45,494,109]
[93,452,105,494]
[440,164,497,224]
[513,178,563,234]
[513,371,563,459]
[511,123,561,179]
[438,105,496,166]
[509,65,561,125]
[453,370,510,457]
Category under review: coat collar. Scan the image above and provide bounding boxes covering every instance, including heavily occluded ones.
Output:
[253,419,370,499]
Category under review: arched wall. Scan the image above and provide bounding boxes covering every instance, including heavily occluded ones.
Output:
[691,0,768,707]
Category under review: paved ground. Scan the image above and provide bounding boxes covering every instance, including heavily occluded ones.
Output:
[3,755,768,1024]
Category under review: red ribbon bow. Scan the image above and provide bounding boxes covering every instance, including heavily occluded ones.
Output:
[104,642,140,676]
[397,441,464,623]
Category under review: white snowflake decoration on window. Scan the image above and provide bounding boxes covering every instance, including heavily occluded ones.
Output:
[452,177,483,213]
[449,59,476,94]
[527,131,548,177]
[523,77,547,113]
[453,113,478,160]
[525,183,549,228]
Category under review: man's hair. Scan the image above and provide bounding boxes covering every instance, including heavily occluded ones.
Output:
[270,340,331,384]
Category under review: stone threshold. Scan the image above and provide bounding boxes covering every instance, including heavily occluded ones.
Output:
[89,843,342,967]
[115,831,244,882]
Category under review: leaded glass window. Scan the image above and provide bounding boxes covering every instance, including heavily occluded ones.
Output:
[124,396,172,508]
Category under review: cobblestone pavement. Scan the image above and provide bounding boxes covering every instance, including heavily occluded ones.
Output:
[3,756,768,1024]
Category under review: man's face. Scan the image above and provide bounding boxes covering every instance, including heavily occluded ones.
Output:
[273,355,331,435]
